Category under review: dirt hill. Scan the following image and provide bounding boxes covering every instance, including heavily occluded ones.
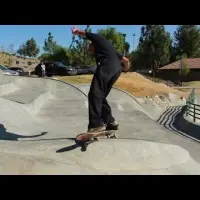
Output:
[57,72,189,98]
[0,53,40,72]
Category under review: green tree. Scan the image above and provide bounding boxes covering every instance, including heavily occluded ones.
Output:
[25,38,40,57]
[179,60,190,85]
[17,44,27,58]
[129,49,141,70]
[68,25,95,66]
[135,25,171,70]
[51,47,70,65]
[97,26,126,53]
[38,53,51,61]
[174,25,200,58]
[124,42,130,55]
[40,45,70,65]
[43,32,58,55]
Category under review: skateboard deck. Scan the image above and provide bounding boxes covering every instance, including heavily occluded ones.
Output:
[75,130,117,151]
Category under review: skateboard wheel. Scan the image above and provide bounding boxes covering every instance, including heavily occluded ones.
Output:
[106,134,111,138]
[111,134,117,138]
[94,137,99,142]
[81,143,88,152]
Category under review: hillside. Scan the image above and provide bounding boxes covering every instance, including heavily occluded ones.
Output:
[57,72,189,98]
[0,52,40,72]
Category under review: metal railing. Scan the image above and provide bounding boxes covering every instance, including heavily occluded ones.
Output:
[185,88,200,122]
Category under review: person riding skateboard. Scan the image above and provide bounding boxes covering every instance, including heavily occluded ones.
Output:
[72,26,130,133]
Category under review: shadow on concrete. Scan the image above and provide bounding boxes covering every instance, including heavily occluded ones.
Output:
[0,124,47,141]
[56,144,80,153]
[157,106,200,164]
[157,106,200,142]
[157,106,173,125]
[56,137,89,153]
[24,137,74,142]
[55,138,85,153]
[55,137,169,153]
[56,137,100,153]
[173,106,200,141]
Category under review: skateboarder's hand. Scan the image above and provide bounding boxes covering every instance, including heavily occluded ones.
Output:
[71,26,79,35]
[121,56,130,72]
[71,26,86,38]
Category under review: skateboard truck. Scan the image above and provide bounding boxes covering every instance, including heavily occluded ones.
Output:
[93,132,117,141]
[106,133,117,138]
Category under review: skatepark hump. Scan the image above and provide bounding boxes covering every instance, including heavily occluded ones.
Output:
[1,74,200,174]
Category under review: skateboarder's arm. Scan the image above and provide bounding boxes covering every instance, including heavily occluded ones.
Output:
[71,26,86,37]
[71,26,101,43]
[116,52,124,60]
[121,56,130,72]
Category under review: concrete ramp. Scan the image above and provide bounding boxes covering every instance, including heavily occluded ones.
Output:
[59,140,191,173]
[0,75,200,174]
[0,75,88,138]
[75,84,186,121]
[0,139,196,175]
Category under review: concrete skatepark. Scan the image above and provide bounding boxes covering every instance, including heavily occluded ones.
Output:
[1,74,200,174]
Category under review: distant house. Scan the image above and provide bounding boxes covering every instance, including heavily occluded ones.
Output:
[158,58,200,82]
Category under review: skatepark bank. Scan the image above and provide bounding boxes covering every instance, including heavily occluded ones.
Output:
[0,74,200,174]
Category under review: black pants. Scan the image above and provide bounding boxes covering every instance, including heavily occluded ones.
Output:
[88,63,122,129]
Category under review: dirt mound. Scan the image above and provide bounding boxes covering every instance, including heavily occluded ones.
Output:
[114,73,188,97]
[0,53,40,72]
[58,72,188,98]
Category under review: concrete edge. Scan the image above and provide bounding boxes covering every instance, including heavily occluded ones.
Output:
[0,74,88,98]
[112,86,142,105]
[45,77,88,98]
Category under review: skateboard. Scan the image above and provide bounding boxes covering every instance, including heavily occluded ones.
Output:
[75,130,117,151]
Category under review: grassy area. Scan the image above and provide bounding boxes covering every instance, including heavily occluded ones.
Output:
[183,81,200,87]
[57,75,93,84]
[57,72,189,98]
[0,52,40,72]
[143,75,163,83]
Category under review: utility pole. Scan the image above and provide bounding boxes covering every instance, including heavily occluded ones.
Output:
[132,33,135,51]
[122,34,126,56]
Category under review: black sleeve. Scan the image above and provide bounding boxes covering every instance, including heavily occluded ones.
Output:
[85,32,102,43]
[116,51,124,60]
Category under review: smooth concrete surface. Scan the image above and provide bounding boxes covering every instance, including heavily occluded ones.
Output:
[0,74,200,174]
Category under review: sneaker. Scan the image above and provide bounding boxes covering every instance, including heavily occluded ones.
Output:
[106,121,120,130]
[87,125,106,133]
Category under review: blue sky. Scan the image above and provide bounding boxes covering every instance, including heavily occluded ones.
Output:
[0,25,178,54]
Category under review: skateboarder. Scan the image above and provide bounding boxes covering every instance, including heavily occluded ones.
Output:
[72,26,130,133]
